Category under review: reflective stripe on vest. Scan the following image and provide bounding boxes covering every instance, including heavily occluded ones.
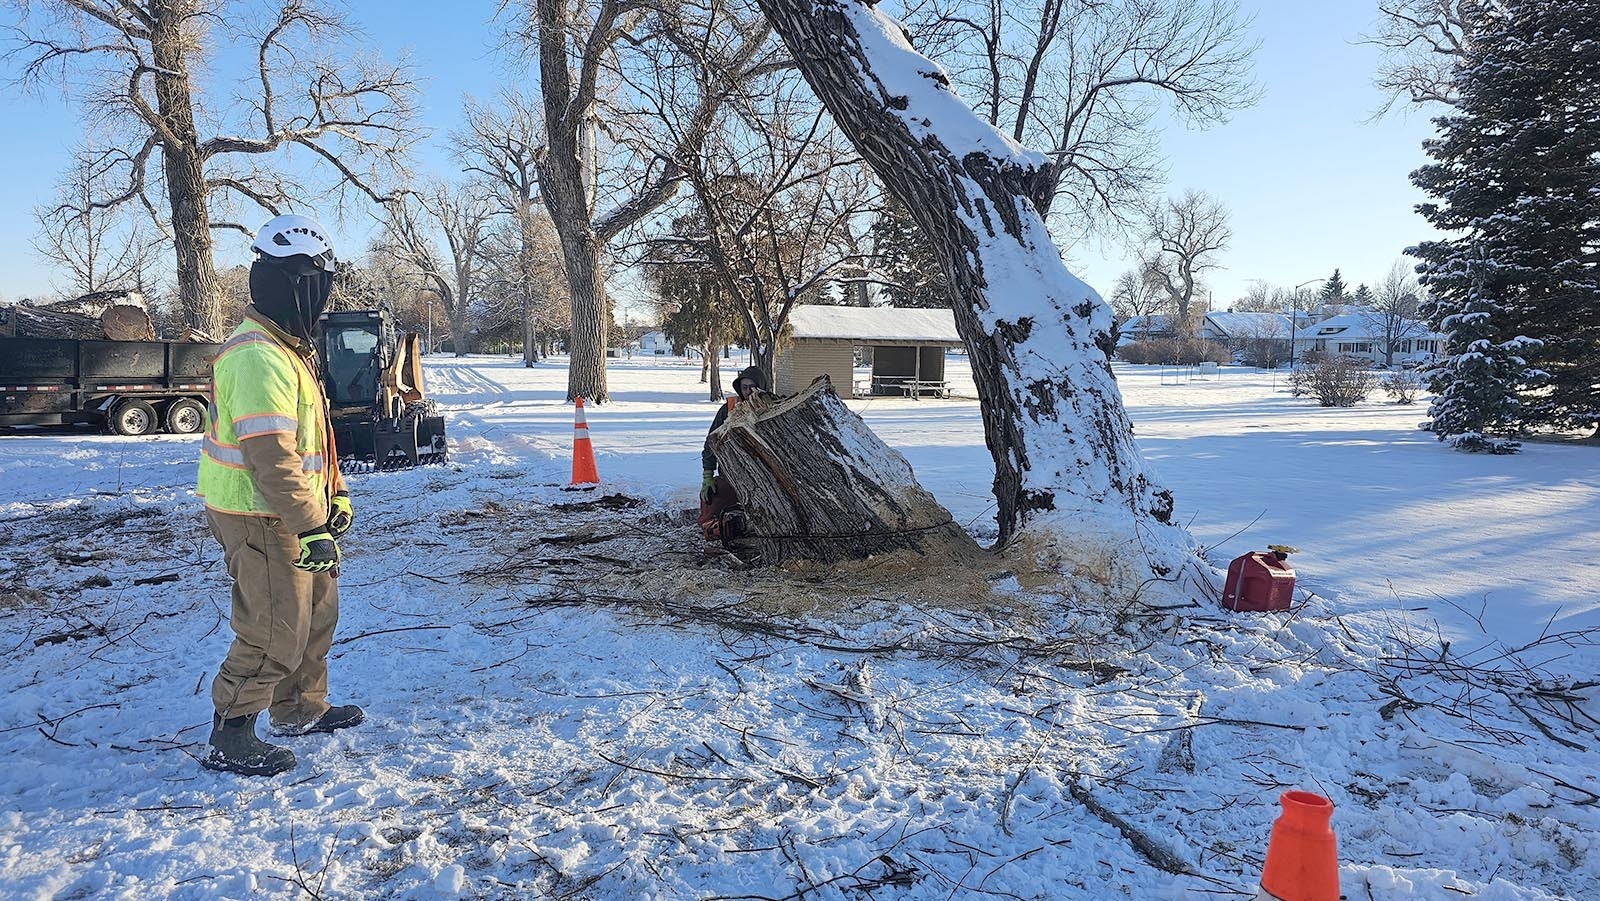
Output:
[233,412,298,438]
[197,317,333,519]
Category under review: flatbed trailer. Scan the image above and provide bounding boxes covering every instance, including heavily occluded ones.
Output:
[0,335,221,435]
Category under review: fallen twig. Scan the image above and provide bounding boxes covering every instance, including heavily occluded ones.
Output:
[1067,779,1193,876]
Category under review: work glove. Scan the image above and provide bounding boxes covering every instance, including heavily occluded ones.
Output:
[294,527,340,573]
[700,470,716,503]
[327,491,354,539]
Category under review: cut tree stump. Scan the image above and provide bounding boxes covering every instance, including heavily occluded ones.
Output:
[99,305,158,341]
[709,375,984,565]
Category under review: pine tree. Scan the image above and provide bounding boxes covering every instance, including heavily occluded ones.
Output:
[868,197,950,308]
[1411,0,1600,442]
[1352,284,1373,309]
[1420,250,1541,453]
[1319,269,1348,308]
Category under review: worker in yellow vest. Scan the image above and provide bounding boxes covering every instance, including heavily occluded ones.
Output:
[196,214,360,777]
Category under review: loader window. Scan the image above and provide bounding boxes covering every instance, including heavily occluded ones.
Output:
[324,324,383,406]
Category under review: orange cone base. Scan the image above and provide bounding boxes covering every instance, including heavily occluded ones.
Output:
[1258,791,1340,901]
[568,397,600,489]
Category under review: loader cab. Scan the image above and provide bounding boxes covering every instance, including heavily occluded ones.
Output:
[319,310,394,409]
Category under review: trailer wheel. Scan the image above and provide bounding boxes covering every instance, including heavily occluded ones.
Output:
[109,399,159,436]
[165,398,206,434]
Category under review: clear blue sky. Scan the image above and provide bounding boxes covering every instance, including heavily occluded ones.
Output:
[0,1,1438,309]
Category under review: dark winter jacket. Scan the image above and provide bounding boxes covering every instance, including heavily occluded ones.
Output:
[701,366,767,472]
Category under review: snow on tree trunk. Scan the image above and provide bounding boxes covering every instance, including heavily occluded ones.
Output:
[753,0,1205,600]
[710,377,982,565]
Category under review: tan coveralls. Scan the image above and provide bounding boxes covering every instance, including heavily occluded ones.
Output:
[204,312,347,726]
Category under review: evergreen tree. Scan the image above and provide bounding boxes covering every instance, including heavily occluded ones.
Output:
[867,197,950,307]
[1420,250,1541,453]
[1319,269,1348,308]
[1411,0,1600,442]
[1351,284,1373,309]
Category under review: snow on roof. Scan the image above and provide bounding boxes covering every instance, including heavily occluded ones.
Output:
[786,305,962,344]
[1294,309,1443,340]
[1205,311,1291,337]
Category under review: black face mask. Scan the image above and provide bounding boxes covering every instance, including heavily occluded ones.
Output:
[249,256,334,342]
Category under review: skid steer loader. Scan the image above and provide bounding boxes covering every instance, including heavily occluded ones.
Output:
[317,307,448,473]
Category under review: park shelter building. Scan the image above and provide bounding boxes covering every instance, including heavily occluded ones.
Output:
[775,305,964,397]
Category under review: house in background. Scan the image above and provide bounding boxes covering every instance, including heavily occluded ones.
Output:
[776,305,963,397]
[1115,314,1178,344]
[1200,312,1292,345]
[1294,310,1443,367]
[638,330,675,355]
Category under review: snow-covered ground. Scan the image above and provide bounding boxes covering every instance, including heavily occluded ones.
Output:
[2,355,1595,900]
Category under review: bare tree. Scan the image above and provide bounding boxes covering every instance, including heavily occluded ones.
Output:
[499,0,774,401]
[1141,190,1231,328]
[1361,0,1487,115]
[456,92,565,366]
[384,184,496,356]
[1107,267,1165,324]
[907,0,1256,238]
[7,0,417,336]
[475,210,569,357]
[33,145,165,297]
[654,54,874,383]
[1362,260,1429,367]
[754,0,1205,598]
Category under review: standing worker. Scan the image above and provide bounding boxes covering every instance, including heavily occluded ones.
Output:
[196,214,363,777]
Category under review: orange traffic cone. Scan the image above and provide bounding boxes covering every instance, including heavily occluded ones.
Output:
[568,396,599,488]
[1256,791,1339,901]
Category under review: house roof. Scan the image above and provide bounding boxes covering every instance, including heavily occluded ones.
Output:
[1295,309,1443,341]
[1119,314,1175,333]
[1204,311,1291,338]
[786,305,962,344]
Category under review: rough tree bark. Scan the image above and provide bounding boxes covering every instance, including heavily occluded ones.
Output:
[752,0,1205,600]
[150,0,221,337]
[710,377,982,565]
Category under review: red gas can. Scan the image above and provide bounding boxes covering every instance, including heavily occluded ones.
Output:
[1221,551,1296,612]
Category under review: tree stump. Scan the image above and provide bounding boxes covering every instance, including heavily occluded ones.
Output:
[709,375,983,565]
[100,304,157,341]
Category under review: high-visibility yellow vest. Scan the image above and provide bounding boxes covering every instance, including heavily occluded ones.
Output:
[197,314,333,520]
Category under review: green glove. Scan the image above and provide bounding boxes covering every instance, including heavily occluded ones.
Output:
[700,470,716,503]
[327,491,354,539]
[294,527,340,572]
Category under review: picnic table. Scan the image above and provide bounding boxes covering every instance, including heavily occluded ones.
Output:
[897,379,949,399]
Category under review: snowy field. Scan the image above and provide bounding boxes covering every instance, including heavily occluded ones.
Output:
[1,354,1595,900]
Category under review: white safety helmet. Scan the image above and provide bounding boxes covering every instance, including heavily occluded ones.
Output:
[251,213,336,272]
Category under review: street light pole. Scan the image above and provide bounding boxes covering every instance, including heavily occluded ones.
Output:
[1288,278,1326,369]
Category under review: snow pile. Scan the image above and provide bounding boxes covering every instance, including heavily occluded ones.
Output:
[1,355,1595,899]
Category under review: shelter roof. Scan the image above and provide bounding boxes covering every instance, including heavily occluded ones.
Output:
[786,305,962,344]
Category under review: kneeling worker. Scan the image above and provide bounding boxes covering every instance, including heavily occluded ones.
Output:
[196,213,362,777]
[699,366,766,546]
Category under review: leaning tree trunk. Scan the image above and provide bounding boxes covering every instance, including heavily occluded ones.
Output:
[753,0,1205,600]
[151,1,221,339]
[708,345,725,401]
[710,376,982,565]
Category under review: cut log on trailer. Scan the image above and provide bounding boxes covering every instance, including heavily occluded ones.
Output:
[708,375,984,565]
[3,302,158,341]
[99,305,158,341]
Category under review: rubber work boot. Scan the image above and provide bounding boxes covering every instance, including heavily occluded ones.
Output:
[271,704,365,737]
[201,713,297,777]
